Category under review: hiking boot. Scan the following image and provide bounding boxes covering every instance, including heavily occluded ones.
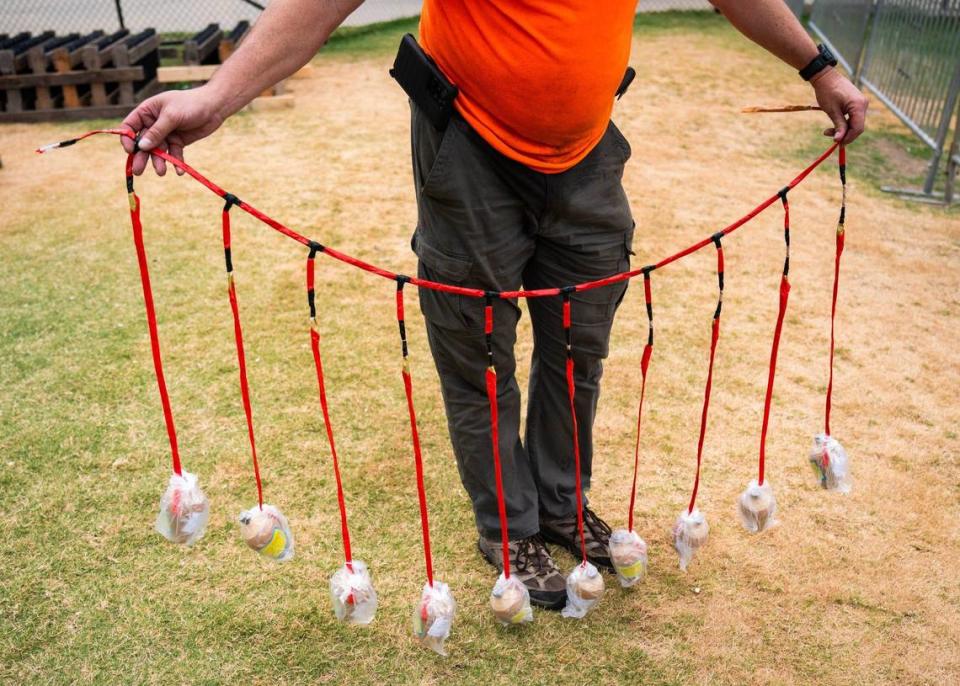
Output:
[477,534,567,610]
[540,506,614,572]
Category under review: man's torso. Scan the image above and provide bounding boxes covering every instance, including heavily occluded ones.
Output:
[420,0,637,174]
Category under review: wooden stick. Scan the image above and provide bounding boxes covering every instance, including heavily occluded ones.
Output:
[741,104,822,113]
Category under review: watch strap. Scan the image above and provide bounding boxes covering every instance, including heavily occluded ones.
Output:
[800,44,838,81]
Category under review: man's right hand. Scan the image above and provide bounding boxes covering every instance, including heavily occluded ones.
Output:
[120,86,226,176]
[117,0,362,176]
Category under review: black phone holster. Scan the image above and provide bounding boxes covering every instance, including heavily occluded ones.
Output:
[389,34,458,130]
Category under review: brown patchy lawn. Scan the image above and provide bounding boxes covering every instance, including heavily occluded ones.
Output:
[1,12,958,686]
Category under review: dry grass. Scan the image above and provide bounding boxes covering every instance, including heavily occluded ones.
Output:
[2,13,959,686]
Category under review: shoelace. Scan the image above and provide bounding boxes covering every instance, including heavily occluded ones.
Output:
[581,508,612,548]
[514,534,557,575]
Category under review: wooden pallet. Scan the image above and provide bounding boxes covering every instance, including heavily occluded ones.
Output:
[0,29,160,122]
[183,24,223,66]
[155,22,292,104]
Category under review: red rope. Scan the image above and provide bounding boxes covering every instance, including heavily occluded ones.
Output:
[396,282,434,587]
[307,251,353,567]
[757,193,792,486]
[125,153,182,476]
[825,146,846,437]
[687,239,724,514]
[43,133,849,541]
[38,130,838,301]
[562,295,588,564]
[628,272,653,532]
[222,205,264,508]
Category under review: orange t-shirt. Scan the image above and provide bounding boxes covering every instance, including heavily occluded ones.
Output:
[420,0,637,174]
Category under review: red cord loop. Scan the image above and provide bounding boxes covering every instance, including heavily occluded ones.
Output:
[395,284,434,586]
[825,146,847,436]
[628,270,654,532]
[757,194,793,487]
[482,305,512,577]
[687,242,725,514]
[125,158,181,476]
[306,253,353,567]
[561,295,587,563]
[222,204,265,508]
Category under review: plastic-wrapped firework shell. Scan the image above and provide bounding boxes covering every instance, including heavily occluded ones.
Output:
[238,504,294,562]
[673,509,709,571]
[737,480,778,533]
[561,561,605,619]
[154,470,210,546]
[329,560,378,625]
[489,572,533,626]
[412,580,456,656]
[809,433,851,493]
[608,528,648,587]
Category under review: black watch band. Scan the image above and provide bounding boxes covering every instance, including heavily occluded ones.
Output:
[799,44,838,81]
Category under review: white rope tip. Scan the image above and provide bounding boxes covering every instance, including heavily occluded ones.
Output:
[35,142,60,154]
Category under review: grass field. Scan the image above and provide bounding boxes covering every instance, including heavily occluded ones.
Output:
[2,12,959,686]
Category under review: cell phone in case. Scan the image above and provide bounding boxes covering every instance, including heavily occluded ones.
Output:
[390,33,458,130]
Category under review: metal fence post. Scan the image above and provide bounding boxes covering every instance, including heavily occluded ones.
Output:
[114,0,126,31]
[923,59,960,195]
[853,0,881,87]
[945,101,959,204]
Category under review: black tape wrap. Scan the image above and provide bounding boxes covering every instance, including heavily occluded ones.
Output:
[562,290,573,357]
[643,271,654,346]
[484,294,495,368]
[713,234,724,320]
[780,188,790,278]
[397,276,409,358]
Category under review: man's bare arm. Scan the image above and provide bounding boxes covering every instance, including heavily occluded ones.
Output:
[710,0,868,144]
[121,0,363,175]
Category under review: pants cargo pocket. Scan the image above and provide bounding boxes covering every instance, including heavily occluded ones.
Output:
[413,229,475,332]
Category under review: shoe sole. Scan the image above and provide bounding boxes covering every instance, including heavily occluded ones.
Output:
[476,540,567,611]
[539,528,616,573]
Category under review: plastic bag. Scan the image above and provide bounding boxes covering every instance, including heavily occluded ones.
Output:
[737,480,778,533]
[673,508,709,571]
[608,528,648,587]
[155,470,210,546]
[809,433,851,493]
[329,560,378,625]
[412,580,456,656]
[238,504,294,562]
[561,561,605,618]
[489,572,533,626]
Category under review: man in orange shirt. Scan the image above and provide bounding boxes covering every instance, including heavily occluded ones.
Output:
[123,0,867,609]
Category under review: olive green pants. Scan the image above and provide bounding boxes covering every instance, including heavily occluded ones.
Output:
[410,104,634,542]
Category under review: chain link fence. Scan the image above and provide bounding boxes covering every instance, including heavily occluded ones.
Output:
[809,0,875,73]
[1,0,422,34]
[808,0,960,198]
[3,0,723,35]
[859,0,960,194]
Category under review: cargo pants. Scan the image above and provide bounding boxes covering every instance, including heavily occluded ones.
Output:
[410,104,635,542]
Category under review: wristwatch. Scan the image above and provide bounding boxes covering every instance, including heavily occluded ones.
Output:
[799,44,838,81]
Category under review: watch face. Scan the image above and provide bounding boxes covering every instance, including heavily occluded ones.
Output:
[821,44,837,65]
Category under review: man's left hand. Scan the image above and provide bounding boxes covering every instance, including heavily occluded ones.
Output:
[811,67,869,145]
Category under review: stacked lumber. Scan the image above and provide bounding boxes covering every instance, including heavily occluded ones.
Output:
[0,21,297,122]
[0,29,159,122]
